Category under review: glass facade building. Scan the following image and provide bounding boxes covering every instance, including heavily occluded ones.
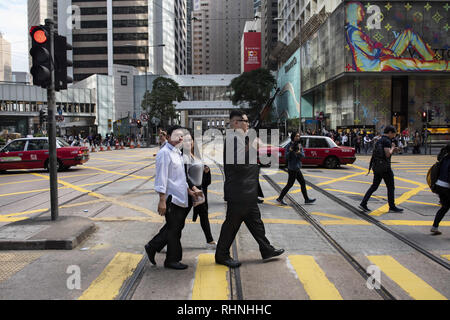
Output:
[296,1,449,134]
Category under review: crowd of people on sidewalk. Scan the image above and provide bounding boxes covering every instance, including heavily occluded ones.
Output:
[302,127,426,155]
[61,133,146,149]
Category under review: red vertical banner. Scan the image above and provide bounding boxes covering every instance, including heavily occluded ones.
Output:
[244,32,261,72]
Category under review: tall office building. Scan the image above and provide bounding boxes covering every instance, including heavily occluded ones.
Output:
[192,0,254,74]
[277,0,342,46]
[186,0,194,74]
[149,0,188,75]
[0,32,12,82]
[57,0,187,82]
[260,0,278,70]
[254,0,261,15]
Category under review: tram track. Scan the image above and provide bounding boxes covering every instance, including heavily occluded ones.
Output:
[301,176,450,271]
[262,173,396,300]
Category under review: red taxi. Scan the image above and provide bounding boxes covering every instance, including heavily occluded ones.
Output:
[0,137,89,172]
[258,136,356,169]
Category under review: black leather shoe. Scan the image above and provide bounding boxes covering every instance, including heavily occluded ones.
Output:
[276,198,288,206]
[257,198,264,204]
[389,207,404,213]
[262,248,285,261]
[144,244,157,265]
[164,262,188,270]
[359,203,370,213]
[305,198,316,204]
[215,258,241,268]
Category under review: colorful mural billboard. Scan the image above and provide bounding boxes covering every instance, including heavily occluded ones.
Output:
[274,49,301,120]
[345,1,449,72]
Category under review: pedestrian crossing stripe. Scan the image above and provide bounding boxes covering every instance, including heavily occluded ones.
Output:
[288,255,343,300]
[367,255,447,300]
[75,253,449,300]
[192,254,229,300]
[78,252,143,300]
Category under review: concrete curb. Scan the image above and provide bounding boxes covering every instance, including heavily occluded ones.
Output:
[0,216,96,250]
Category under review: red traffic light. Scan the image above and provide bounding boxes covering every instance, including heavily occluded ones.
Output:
[30,26,48,44]
[33,30,48,44]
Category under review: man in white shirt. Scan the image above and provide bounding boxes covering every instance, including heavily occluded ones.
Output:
[145,126,197,270]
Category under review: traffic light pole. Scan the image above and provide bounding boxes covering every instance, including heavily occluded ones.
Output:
[46,19,59,221]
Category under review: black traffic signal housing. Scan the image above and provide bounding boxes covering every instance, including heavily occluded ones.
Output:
[136,120,143,129]
[421,111,427,122]
[54,35,73,91]
[39,109,47,125]
[29,26,52,88]
[427,110,434,123]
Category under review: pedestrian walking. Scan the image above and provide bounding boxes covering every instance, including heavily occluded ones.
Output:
[144,125,198,270]
[430,143,450,235]
[359,125,404,213]
[215,110,284,268]
[276,132,316,206]
[182,131,216,248]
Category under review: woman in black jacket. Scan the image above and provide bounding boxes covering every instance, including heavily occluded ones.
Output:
[431,143,450,235]
[183,131,216,247]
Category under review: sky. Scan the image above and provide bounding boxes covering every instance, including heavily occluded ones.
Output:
[0,0,29,72]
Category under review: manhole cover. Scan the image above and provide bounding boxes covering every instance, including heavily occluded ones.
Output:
[0,225,49,240]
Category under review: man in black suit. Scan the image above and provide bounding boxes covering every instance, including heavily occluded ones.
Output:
[215,110,284,268]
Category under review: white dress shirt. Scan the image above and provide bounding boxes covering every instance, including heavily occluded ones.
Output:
[154,142,189,208]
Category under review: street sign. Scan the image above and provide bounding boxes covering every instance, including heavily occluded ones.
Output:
[140,113,149,122]
[151,117,160,126]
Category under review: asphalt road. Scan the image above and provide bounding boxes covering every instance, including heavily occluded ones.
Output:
[0,143,449,301]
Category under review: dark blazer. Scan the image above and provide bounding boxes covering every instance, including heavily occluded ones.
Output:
[223,135,260,203]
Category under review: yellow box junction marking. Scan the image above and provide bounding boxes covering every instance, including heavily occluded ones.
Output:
[288,255,343,300]
[30,173,160,219]
[78,252,143,300]
[192,254,229,300]
[367,255,447,300]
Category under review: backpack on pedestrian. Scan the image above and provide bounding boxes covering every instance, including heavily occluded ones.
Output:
[427,149,449,193]
[368,140,389,175]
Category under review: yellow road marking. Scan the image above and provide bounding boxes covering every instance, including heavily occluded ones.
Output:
[367,255,447,300]
[31,173,160,219]
[192,254,229,300]
[288,255,343,300]
[78,252,143,300]
[80,166,151,179]
[311,212,370,226]
[324,188,439,207]
[442,255,450,261]
[92,157,150,166]
[0,178,48,187]
[317,171,367,187]
[0,199,105,219]
[370,185,429,216]
[346,179,414,190]
[381,220,450,226]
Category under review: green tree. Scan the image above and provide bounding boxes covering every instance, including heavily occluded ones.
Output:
[141,77,184,127]
[230,68,276,120]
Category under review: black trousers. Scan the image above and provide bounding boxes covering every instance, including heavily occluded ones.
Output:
[193,203,214,243]
[148,199,190,264]
[434,186,450,228]
[279,169,309,201]
[361,168,396,209]
[215,201,275,260]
